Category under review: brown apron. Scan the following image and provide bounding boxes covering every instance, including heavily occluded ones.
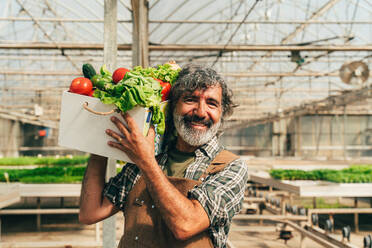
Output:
[117,150,239,248]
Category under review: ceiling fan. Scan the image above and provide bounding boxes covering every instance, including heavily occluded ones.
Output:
[339,61,369,85]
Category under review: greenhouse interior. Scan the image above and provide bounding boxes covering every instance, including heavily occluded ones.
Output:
[0,0,371,247]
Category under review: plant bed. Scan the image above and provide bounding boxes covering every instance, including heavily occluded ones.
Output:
[299,197,352,209]
[0,156,89,166]
[0,165,123,183]
[0,166,86,183]
[270,165,372,183]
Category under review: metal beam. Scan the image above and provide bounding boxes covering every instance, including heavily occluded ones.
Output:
[282,0,341,44]
[102,0,118,247]
[157,0,215,43]
[227,85,372,129]
[1,69,354,77]
[247,0,341,71]
[1,43,371,51]
[1,17,371,25]
[149,0,189,36]
[14,0,79,70]
[303,225,358,248]
[0,111,58,129]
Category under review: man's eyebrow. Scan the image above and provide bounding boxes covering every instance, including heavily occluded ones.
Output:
[207,97,221,105]
[181,92,196,98]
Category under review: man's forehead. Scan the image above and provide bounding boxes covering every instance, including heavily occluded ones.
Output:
[182,85,222,98]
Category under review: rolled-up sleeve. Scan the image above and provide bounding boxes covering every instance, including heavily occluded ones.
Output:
[103,163,140,210]
[188,158,248,229]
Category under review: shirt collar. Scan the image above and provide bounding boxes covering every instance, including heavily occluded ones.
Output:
[162,135,221,160]
[195,136,222,159]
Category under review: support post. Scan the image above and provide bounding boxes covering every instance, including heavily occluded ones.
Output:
[272,121,280,156]
[295,117,302,156]
[329,214,334,233]
[102,0,117,247]
[278,118,287,156]
[300,232,306,248]
[343,107,347,159]
[103,159,117,248]
[132,0,149,67]
[329,116,333,159]
[354,198,359,233]
[96,222,101,242]
[36,197,41,231]
[6,120,20,157]
[281,196,286,215]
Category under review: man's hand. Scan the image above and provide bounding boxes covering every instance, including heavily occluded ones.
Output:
[106,112,157,168]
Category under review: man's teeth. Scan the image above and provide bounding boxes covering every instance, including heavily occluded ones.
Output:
[191,122,206,126]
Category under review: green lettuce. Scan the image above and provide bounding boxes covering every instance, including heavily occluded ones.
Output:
[93,65,178,135]
[131,64,180,85]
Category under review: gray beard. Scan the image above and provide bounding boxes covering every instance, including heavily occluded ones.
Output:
[173,110,221,147]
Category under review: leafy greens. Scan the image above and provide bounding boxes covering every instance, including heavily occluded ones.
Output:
[93,64,180,135]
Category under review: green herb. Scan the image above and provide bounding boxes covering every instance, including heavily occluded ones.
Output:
[93,63,180,135]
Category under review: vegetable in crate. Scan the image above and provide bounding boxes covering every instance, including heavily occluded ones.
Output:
[91,64,115,92]
[82,63,97,79]
[69,77,93,96]
[112,67,130,83]
[155,78,171,101]
[93,62,181,135]
[131,63,180,85]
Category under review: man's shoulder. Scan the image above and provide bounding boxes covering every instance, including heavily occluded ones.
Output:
[211,149,239,165]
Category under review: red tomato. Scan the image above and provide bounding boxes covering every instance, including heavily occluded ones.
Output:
[112,67,130,83]
[155,79,171,102]
[69,77,93,95]
[88,90,95,97]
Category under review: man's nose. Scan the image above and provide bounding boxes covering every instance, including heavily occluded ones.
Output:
[194,102,207,118]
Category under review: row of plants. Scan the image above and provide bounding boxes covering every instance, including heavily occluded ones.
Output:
[301,197,350,209]
[270,165,372,183]
[0,165,123,183]
[0,156,89,166]
[0,166,86,183]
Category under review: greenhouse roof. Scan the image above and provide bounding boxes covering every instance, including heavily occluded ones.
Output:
[0,0,371,128]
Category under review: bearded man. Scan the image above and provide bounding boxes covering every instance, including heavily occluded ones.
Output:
[79,64,248,248]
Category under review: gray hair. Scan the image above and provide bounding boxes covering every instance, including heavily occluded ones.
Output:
[164,64,234,142]
[168,63,234,118]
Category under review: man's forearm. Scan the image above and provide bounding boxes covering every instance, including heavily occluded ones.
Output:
[141,160,210,240]
[79,154,108,224]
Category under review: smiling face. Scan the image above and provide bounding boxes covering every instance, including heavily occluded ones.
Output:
[173,85,223,151]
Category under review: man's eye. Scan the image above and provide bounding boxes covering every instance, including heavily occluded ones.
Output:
[208,102,219,107]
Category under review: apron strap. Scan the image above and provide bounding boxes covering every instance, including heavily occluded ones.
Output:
[198,150,239,182]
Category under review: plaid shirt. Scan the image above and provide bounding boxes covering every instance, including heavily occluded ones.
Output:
[103,136,248,248]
